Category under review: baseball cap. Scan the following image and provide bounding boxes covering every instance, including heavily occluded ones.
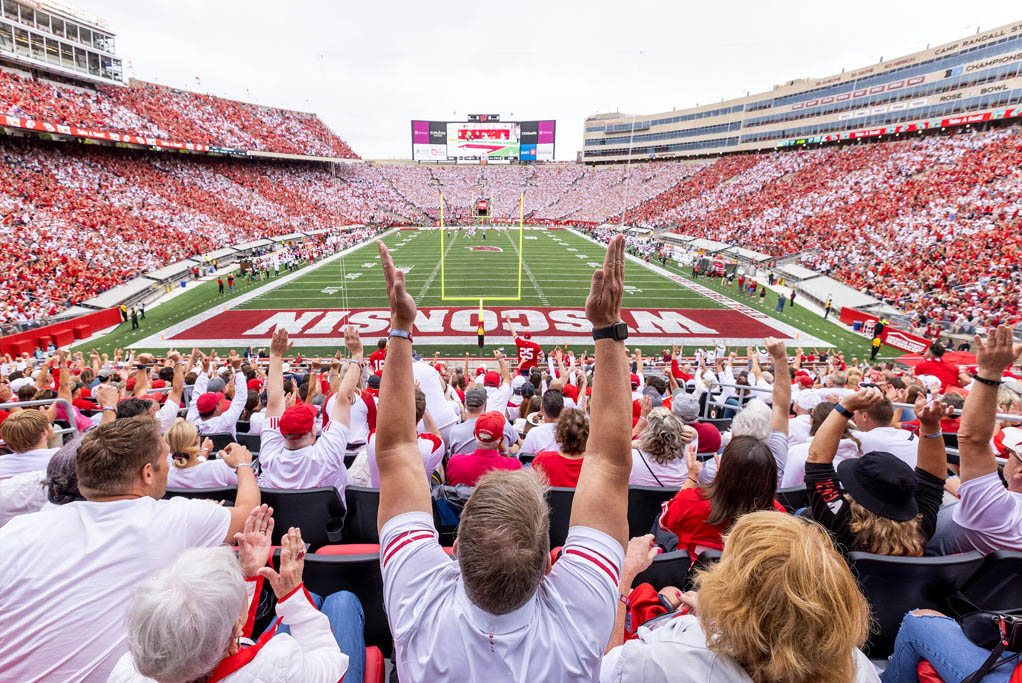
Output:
[474,411,506,444]
[483,371,501,387]
[278,404,316,439]
[641,386,662,408]
[836,452,919,521]
[794,390,821,412]
[247,378,264,391]
[196,392,223,415]
[206,377,227,394]
[10,377,34,392]
[97,368,113,379]
[671,392,699,422]
[797,374,815,389]
[366,374,381,390]
[994,427,1022,456]
[562,384,579,401]
[465,387,487,409]
[522,333,532,340]
[475,366,487,376]
[630,373,641,388]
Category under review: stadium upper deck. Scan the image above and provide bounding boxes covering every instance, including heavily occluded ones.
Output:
[583,20,1022,162]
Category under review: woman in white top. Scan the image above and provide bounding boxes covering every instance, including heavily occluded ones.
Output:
[602,511,879,683]
[630,407,697,488]
[165,420,238,489]
[782,401,862,489]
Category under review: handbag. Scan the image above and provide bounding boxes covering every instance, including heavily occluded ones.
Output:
[948,593,1022,683]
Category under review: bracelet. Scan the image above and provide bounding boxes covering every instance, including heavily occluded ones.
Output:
[235,463,254,471]
[618,592,631,607]
[972,373,1003,387]
[833,404,854,419]
[389,329,413,342]
[921,432,944,440]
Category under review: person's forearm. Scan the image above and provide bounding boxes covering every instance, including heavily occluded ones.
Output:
[267,353,284,417]
[771,353,791,432]
[377,338,418,454]
[234,467,260,513]
[807,410,846,464]
[958,367,1002,480]
[589,339,632,474]
[916,415,948,480]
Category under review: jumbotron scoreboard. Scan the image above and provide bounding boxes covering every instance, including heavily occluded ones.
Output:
[411,114,555,162]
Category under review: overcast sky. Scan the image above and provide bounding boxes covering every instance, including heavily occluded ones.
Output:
[85,1,1018,160]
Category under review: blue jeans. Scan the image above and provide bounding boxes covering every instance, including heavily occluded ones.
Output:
[273,590,366,683]
[881,613,1016,682]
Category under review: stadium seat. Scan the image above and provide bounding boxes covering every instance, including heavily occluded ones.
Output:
[163,487,237,504]
[703,418,732,432]
[847,551,985,657]
[519,453,537,466]
[546,487,576,548]
[206,433,235,451]
[364,646,384,683]
[258,488,345,551]
[304,549,391,654]
[960,550,1022,610]
[775,486,807,513]
[627,485,675,538]
[235,420,250,434]
[693,549,723,575]
[235,432,261,454]
[343,486,381,544]
[634,550,691,592]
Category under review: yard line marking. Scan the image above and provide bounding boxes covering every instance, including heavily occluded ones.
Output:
[419,229,459,300]
[504,229,548,305]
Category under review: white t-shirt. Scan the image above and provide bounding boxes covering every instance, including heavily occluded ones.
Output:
[341,392,373,445]
[485,384,513,413]
[248,411,266,435]
[381,511,622,683]
[781,439,861,489]
[0,448,59,480]
[166,457,239,489]
[258,417,350,499]
[0,470,47,526]
[629,449,688,489]
[854,427,918,469]
[788,414,812,446]
[448,417,520,456]
[367,432,445,488]
[412,362,459,430]
[0,497,230,681]
[521,422,558,455]
[952,472,1022,554]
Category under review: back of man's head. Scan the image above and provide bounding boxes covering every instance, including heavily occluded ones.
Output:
[862,399,895,429]
[458,469,550,615]
[464,387,487,415]
[1,409,51,453]
[829,371,848,388]
[117,397,154,420]
[541,389,564,421]
[77,416,164,499]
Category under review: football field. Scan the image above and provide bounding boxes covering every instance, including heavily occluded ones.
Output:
[129,227,835,355]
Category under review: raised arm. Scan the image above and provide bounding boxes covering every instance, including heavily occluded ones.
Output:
[376,242,432,529]
[266,329,290,420]
[808,387,883,464]
[914,394,950,480]
[765,337,791,434]
[327,326,364,429]
[958,326,1022,483]
[570,235,631,547]
[495,349,511,386]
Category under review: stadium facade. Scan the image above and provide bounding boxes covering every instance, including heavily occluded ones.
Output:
[582,20,1022,162]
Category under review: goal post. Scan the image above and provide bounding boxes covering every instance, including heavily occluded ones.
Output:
[439,192,525,303]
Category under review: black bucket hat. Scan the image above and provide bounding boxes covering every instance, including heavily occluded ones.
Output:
[837,451,919,521]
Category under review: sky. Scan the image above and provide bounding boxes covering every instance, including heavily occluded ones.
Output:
[83,1,1019,160]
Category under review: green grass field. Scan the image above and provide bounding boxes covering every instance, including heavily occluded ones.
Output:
[91,227,885,359]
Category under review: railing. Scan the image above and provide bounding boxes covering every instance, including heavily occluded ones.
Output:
[0,398,79,441]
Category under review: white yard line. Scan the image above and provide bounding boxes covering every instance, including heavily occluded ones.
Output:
[504,230,549,305]
[418,229,460,300]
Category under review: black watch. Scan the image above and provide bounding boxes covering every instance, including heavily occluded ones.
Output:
[592,322,629,341]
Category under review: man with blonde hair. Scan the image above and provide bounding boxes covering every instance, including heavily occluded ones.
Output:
[374,236,633,682]
[0,409,56,479]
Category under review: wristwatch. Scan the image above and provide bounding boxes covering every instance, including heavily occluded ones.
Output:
[592,322,629,341]
[389,329,413,342]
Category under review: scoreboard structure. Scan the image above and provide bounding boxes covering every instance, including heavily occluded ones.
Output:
[411,116,556,163]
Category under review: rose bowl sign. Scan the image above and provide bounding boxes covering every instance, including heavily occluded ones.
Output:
[164,306,801,346]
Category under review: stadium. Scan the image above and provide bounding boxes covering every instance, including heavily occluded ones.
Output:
[0,3,1021,682]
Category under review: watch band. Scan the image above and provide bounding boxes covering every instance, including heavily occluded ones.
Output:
[833,403,854,419]
[972,373,1003,386]
[592,322,628,341]
[389,329,413,342]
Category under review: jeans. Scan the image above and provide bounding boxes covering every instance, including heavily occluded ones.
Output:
[272,590,366,683]
[881,613,1016,682]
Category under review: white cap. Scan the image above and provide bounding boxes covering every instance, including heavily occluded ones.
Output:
[9,377,34,392]
[794,389,821,412]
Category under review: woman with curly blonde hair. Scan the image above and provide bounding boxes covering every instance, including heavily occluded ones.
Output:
[630,407,696,488]
[601,511,879,683]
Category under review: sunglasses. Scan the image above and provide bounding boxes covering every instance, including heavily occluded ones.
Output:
[1007,447,1022,466]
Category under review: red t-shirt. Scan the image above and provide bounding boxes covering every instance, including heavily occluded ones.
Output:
[515,337,542,371]
[369,348,387,376]
[532,451,583,487]
[446,448,523,487]
[914,358,961,392]
[0,409,9,427]
[658,488,786,555]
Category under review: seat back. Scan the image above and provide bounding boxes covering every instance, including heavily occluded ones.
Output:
[775,486,807,513]
[627,486,675,538]
[703,418,732,432]
[163,487,237,505]
[848,551,985,657]
[344,486,381,544]
[634,550,691,592]
[259,488,345,551]
[235,420,251,434]
[304,552,391,655]
[693,549,723,575]
[546,487,576,548]
[206,432,235,451]
[235,432,261,454]
[961,550,1022,610]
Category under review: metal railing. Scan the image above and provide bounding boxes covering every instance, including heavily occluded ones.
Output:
[0,397,79,442]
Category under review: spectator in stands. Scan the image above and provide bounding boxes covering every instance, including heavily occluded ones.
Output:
[913,342,968,392]
[630,407,696,488]
[851,398,919,468]
[445,411,522,486]
[602,511,879,682]
[43,435,83,506]
[109,511,364,683]
[519,388,564,454]
[373,237,632,681]
[482,351,513,412]
[532,408,589,487]
[186,355,248,437]
[670,392,721,454]
[805,387,947,555]
[448,387,519,455]
[0,416,259,680]
[257,327,361,499]
[781,402,862,489]
[366,388,443,487]
[657,436,784,555]
[941,326,1022,554]
[0,409,56,479]
[165,420,240,489]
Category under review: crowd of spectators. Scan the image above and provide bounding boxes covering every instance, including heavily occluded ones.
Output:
[1,239,1021,680]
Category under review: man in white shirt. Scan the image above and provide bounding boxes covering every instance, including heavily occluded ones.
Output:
[186,359,248,437]
[449,388,520,456]
[0,409,57,479]
[483,351,513,413]
[520,388,564,454]
[949,327,1022,553]
[852,399,918,468]
[788,390,820,446]
[372,237,632,683]
[0,415,260,682]
[411,358,460,442]
[257,326,362,500]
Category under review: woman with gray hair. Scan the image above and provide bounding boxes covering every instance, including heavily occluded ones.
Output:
[108,506,365,682]
[630,407,697,488]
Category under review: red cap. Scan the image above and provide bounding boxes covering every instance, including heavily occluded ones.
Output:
[279,404,316,439]
[151,379,167,389]
[247,378,264,391]
[630,373,641,388]
[474,411,505,443]
[483,371,501,387]
[196,392,223,415]
[522,333,531,340]
[797,375,814,388]
[475,366,487,376]
[562,384,579,401]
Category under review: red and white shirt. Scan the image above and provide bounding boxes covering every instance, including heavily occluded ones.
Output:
[370,348,387,376]
[380,511,622,683]
[257,417,350,500]
[367,432,444,488]
[515,337,542,371]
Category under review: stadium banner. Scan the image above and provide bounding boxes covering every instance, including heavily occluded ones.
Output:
[880,327,932,355]
[163,306,797,345]
[1,115,211,152]
[447,122,520,159]
[410,121,450,161]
